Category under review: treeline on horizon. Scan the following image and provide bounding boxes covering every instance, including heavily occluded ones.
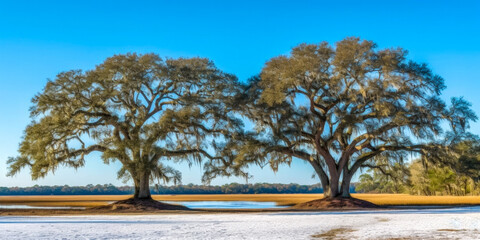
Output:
[0,183,357,195]
[356,158,480,196]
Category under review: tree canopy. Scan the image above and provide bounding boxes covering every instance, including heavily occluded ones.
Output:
[8,53,241,199]
[205,37,477,198]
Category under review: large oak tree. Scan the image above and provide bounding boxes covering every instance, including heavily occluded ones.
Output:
[206,37,476,199]
[8,53,240,200]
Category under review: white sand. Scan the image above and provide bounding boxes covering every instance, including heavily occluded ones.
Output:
[2,208,480,239]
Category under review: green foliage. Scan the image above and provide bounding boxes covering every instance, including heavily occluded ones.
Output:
[357,139,480,196]
[8,53,241,197]
[407,160,477,196]
[410,137,480,196]
[356,169,408,194]
[205,37,476,197]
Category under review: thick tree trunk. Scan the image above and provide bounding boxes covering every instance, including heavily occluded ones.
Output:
[133,177,140,199]
[322,183,331,197]
[311,156,355,199]
[134,171,151,200]
[320,169,353,199]
[309,161,331,198]
[326,172,340,198]
[340,172,353,198]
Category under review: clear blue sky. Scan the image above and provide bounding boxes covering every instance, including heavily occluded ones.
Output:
[1,0,480,187]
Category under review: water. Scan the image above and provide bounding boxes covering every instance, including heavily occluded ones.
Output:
[271,205,480,215]
[164,201,287,209]
[0,201,286,210]
[5,201,478,212]
[0,204,85,210]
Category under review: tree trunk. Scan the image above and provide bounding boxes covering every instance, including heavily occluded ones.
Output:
[319,168,352,199]
[311,158,354,199]
[340,172,352,198]
[323,186,331,198]
[445,184,451,195]
[133,176,140,199]
[310,161,331,198]
[134,171,151,200]
[326,172,340,198]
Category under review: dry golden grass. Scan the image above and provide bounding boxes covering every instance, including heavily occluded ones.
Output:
[2,193,480,208]
[352,194,480,206]
[154,194,320,206]
[0,195,128,207]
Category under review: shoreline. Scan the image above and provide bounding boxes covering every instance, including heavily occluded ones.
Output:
[3,193,480,216]
[2,204,480,216]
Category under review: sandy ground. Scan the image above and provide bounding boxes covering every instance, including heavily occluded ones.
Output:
[2,208,480,239]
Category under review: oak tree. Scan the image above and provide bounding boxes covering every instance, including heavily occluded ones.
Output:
[8,53,239,200]
[206,37,476,199]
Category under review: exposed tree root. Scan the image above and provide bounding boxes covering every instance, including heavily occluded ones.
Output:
[293,197,378,210]
[93,198,190,211]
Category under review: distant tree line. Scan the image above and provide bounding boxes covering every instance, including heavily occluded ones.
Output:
[355,161,480,196]
[356,138,480,196]
[0,183,358,195]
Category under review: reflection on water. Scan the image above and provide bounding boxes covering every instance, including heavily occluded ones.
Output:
[0,205,86,210]
[165,201,287,209]
[0,201,285,210]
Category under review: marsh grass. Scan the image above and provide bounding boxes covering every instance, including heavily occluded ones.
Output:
[3,194,480,208]
[356,194,480,206]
